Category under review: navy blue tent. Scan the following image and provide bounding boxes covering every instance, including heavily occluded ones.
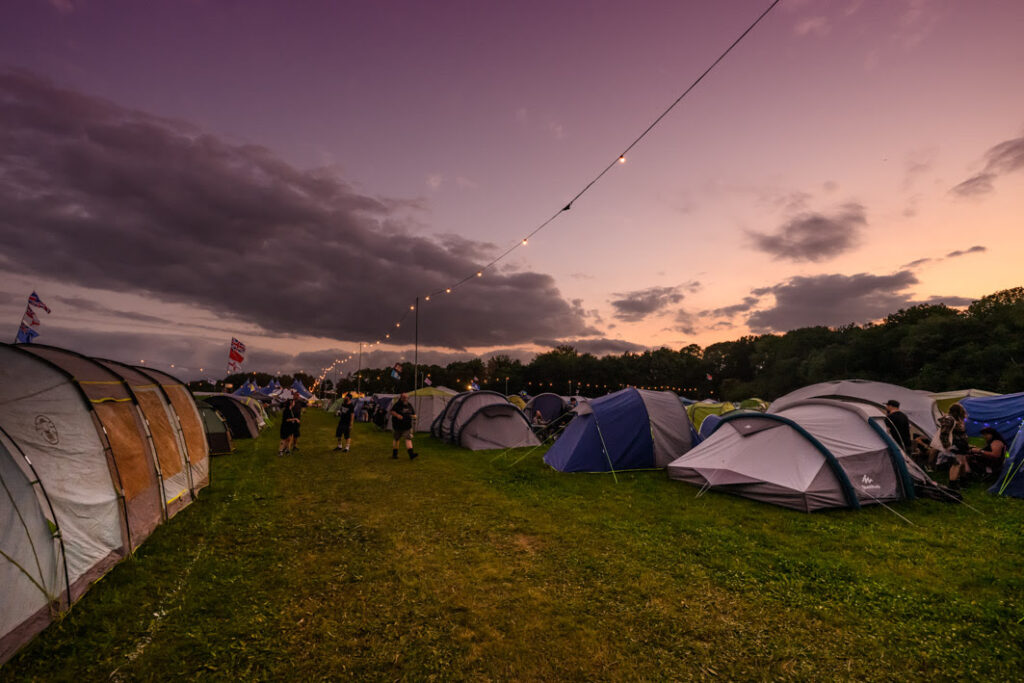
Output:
[698,413,722,440]
[543,388,694,472]
[291,379,314,400]
[989,431,1024,498]
[525,393,568,422]
[961,392,1024,442]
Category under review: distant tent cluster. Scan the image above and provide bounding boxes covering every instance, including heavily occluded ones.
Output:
[0,343,209,663]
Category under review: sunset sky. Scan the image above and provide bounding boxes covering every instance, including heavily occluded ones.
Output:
[2,0,1023,381]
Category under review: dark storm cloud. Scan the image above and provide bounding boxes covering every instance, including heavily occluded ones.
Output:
[53,296,174,326]
[747,202,866,262]
[0,70,596,349]
[746,271,919,332]
[533,337,647,356]
[609,286,686,322]
[702,296,760,319]
[951,135,1024,198]
[945,245,986,258]
[673,310,696,335]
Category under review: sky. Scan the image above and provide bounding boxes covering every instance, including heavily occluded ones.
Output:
[1,0,1023,381]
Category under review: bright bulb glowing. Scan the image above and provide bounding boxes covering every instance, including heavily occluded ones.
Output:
[476,271,483,277]
[446,288,451,293]
[410,305,415,310]
[425,296,430,301]
[521,238,528,245]
[618,155,626,163]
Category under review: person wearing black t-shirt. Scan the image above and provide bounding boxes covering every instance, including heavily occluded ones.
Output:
[278,398,301,456]
[884,399,912,453]
[389,393,418,460]
[334,394,356,452]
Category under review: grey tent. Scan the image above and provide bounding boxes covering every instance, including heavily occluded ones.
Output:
[667,398,939,512]
[770,379,940,435]
[199,404,233,455]
[432,391,539,450]
[199,394,260,439]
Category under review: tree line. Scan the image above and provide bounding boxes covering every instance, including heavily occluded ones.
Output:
[201,287,1024,402]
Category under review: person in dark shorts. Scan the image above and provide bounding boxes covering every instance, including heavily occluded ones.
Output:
[334,394,355,452]
[279,397,301,456]
[389,393,418,460]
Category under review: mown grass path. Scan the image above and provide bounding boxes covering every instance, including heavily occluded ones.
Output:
[4,409,1023,680]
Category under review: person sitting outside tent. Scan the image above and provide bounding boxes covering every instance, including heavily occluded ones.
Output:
[334,393,356,452]
[389,393,418,460]
[956,427,1008,484]
[940,403,972,489]
[278,397,301,456]
[532,409,547,427]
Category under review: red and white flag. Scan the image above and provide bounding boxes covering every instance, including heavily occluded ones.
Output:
[226,337,246,373]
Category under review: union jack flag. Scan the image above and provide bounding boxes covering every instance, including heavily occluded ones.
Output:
[22,306,40,327]
[231,337,246,352]
[226,337,246,373]
[27,291,51,314]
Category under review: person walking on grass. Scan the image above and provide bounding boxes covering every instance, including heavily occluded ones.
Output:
[389,392,418,460]
[278,397,301,456]
[334,393,355,452]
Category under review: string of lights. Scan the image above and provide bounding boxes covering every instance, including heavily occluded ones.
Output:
[312,0,782,388]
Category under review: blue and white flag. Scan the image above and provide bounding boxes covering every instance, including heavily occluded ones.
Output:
[16,322,39,344]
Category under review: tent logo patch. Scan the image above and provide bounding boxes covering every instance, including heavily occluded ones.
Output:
[861,474,879,490]
[35,415,60,445]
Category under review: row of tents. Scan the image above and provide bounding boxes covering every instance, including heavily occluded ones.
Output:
[0,343,211,663]
[541,380,1024,508]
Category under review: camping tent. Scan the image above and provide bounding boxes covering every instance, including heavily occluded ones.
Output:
[960,391,1024,442]
[199,404,233,455]
[97,358,195,517]
[17,344,164,547]
[698,413,723,440]
[408,387,455,433]
[544,388,694,472]
[133,366,210,493]
[687,401,736,432]
[0,425,67,664]
[524,393,569,422]
[433,391,539,450]
[0,345,210,663]
[929,388,999,414]
[769,379,940,436]
[199,394,260,439]
[990,430,1024,498]
[291,379,314,400]
[667,399,939,512]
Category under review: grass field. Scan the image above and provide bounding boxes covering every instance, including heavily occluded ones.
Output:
[3,408,1023,681]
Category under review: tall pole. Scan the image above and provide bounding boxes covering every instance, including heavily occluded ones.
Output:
[357,342,363,394]
[413,297,419,393]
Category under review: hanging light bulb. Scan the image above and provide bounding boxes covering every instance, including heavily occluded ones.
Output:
[476,271,483,277]
[521,238,528,246]
[410,305,415,310]
[446,288,451,293]
[396,322,400,328]
[425,295,430,301]
[618,154,626,164]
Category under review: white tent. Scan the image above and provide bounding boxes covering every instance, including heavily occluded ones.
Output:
[770,379,940,435]
[668,399,936,512]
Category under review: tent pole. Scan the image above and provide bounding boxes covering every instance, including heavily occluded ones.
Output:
[414,297,419,393]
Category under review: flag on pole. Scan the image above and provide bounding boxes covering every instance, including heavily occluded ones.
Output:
[423,375,432,386]
[390,363,402,381]
[16,322,39,344]
[15,291,51,343]
[226,337,246,373]
[27,291,51,314]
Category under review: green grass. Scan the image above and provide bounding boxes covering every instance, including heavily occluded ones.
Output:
[4,408,1023,680]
